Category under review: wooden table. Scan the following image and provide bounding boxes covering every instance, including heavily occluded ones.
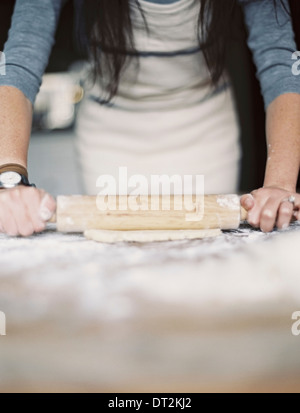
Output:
[0,223,300,392]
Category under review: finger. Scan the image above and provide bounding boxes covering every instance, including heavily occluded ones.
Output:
[7,188,34,236]
[3,213,19,236]
[293,196,300,213]
[293,210,300,221]
[290,195,300,222]
[259,198,282,233]
[246,194,268,229]
[276,200,294,230]
[20,187,46,233]
[0,194,19,237]
[240,194,255,211]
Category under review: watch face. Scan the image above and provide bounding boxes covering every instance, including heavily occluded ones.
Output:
[0,171,22,188]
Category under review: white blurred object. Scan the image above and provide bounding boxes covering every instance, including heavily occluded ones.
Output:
[33,61,86,131]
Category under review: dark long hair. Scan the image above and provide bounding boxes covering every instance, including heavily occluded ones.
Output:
[79,0,284,100]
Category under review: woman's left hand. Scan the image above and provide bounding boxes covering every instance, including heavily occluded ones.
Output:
[240,187,300,233]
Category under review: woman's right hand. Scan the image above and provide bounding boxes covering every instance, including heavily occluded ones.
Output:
[0,186,56,237]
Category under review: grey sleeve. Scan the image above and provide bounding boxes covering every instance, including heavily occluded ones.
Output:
[239,0,300,109]
[0,0,64,104]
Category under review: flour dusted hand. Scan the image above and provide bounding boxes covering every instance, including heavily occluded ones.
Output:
[0,187,56,237]
[241,187,300,233]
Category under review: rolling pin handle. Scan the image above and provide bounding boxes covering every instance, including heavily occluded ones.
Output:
[48,213,57,224]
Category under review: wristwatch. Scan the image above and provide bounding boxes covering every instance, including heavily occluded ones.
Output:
[0,171,35,189]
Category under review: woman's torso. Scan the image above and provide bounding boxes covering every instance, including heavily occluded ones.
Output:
[76,0,241,195]
[88,0,229,111]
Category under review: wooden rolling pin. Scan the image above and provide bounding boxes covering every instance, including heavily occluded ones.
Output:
[49,194,248,233]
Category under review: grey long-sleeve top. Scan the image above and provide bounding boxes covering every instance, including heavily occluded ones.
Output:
[0,0,299,109]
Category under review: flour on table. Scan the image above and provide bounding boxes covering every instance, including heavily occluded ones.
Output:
[84,229,222,243]
[1,222,300,324]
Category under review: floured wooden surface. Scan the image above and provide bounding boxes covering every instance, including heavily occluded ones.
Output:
[84,228,222,243]
[1,222,300,392]
[1,222,300,320]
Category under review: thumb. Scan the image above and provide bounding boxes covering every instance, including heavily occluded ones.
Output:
[293,210,300,222]
[39,193,56,221]
[240,193,255,211]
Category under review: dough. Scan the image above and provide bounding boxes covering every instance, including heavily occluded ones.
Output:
[84,229,222,243]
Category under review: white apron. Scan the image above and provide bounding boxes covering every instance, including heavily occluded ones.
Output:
[75,0,241,195]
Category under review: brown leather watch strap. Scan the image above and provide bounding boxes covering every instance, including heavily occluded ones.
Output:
[0,163,28,179]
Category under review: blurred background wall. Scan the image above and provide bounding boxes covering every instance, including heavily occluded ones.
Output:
[0,0,299,194]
